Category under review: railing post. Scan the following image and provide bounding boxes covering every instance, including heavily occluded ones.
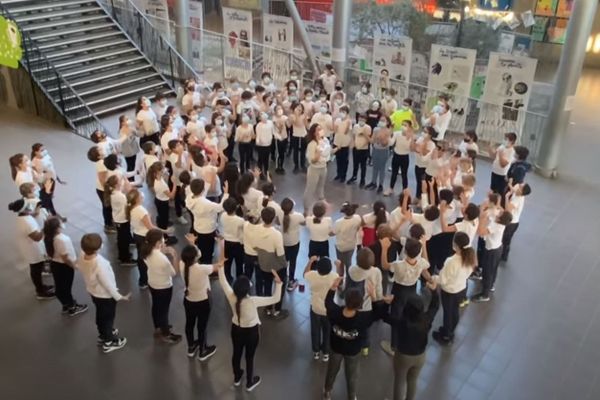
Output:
[168,48,175,88]
[21,37,40,116]
[110,0,117,22]
[56,71,65,114]
[137,11,144,52]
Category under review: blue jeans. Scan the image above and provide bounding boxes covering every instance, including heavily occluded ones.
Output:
[370,146,389,186]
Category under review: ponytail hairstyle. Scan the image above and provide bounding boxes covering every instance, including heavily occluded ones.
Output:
[312,201,326,224]
[261,181,275,208]
[340,202,358,217]
[146,161,164,189]
[9,153,25,181]
[453,231,476,268]
[43,216,61,259]
[232,276,251,325]
[31,143,43,160]
[179,170,191,192]
[118,115,128,131]
[135,96,145,114]
[140,229,164,260]
[160,113,171,135]
[373,200,387,229]
[281,197,294,233]
[181,245,200,297]
[103,175,120,207]
[126,188,141,220]
[237,172,254,196]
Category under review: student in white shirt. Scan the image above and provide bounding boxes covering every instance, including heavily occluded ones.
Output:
[281,197,306,291]
[180,236,223,359]
[319,64,338,95]
[303,124,331,215]
[9,199,54,299]
[153,91,168,120]
[290,102,308,172]
[458,130,479,163]
[221,197,245,282]
[43,217,88,316]
[237,172,262,221]
[411,127,438,200]
[490,132,517,195]
[167,140,189,224]
[273,105,289,174]
[217,261,282,391]
[306,201,334,258]
[422,96,451,141]
[10,152,38,193]
[181,82,201,115]
[255,113,275,175]
[311,103,334,139]
[105,175,135,265]
[86,146,114,232]
[347,114,372,187]
[472,208,513,303]
[30,143,66,218]
[387,120,414,196]
[141,142,160,180]
[334,202,362,271]
[301,88,316,121]
[77,233,130,353]
[304,256,340,361]
[135,96,160,146]
[235,115,255,173]
[257,182,283,225]
[332,106,352,182]
[502,183,531,261]
[146,161,177,234]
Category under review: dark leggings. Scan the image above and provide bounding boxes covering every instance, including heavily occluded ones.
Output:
[154,198,170,230]
[309,240,330,258]
[291,136,306,169]
[440,290,461,339]
[390,153,410,190]
[124,155,136,182]
[96,189,113,227]
[351,148,369,183]
[183,298,210,348]
[149,286,173,333]
[285,243,300,282]
[195,231,216,264]
[256,145,271,174]
[414,166,426,199]
[276,139,287,169]
[238,142,253,172]
[335,146,349,180]
[243,253,258,280]
[134,234,148,286]
[30,261,45,294]
[224,241,244,283]
[50,261,75,309]
[116,222,132,262]
[231,324,260,385]
[92,296,117,342]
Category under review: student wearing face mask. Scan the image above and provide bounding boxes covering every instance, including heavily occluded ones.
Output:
[490,132,517,195]
[410,127,438,201]
[153,91,168,119]
[182,82,201,115]
[422,96,451,142]
[136,96,160,146]
[260,72,276,92]
[319,64,338,95]
[235,115,255,172]
[313,93,330,116]
[381,89,398,117]
[303,124,331,215]
[347,115,372,187]
[255,113,275,175]
[332,106,352,182]
[311,103,334,139]
[386,120,414,196]
[301,89,315,120]
[354,83,375,122]
[367,116,392,193]
[366,100,383,131]
[288,69,301,92]
[390,98,419,132]
[290,102,308,173]
[236,90,259,126]
[273,105,289,174]
[331,80,346,103]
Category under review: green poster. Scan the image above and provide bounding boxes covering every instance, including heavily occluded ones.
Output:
[470,76,486,100]
[0,16,22,68]
[531,17,548,42]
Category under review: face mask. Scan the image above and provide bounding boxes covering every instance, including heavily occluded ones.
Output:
[320,107,327,114]
[339,112,347,119]
[248,81,256,89]
[320,97,327,102]
[242,116,250,124]
[503,139,510,147]
[261,113,269,121]
[223,109,232,117]
[24,197,39,212]
[314,89,320,96]
[159,99,167,107]
[289,96,297,102]
[378,121,386,128]
[289,86,297,92]
[217,92,225,98]
[144,99,151,107]
[305,95,312,101]
[371,103,380,110]
[277,109,283,116]
[290,75,297,80]
[210,131,216,137]
[402,104,409,110]
[358,121,365,127]
[232,83,240,90]
[432,105,443,114]
[438,101,444,106]
[263,77,271,84]
[335,85,342,91]
[361,87,368,94]
[41,149,49,157]
[191,115,198,122]
[335,99,342,105]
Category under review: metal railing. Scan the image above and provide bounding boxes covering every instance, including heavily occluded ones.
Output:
[0,4,108,139]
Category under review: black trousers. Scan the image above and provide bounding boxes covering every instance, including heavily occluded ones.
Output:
[481,246,503,296]
[184,298,210,348]
[116,222,132,262]
[276,139,287,169]
[335,147,349,180]
[256,145,271,174]
[291,136,306,169]
[30,261,45,294]
[351,149,369,183]
[124,155,136,182]
[154,198,170,230]
[134,234,148,286]
[149,286,173,333]
[238,142,253,172]
[255,268,272,297]
[96,189,113,227]
[425,173,439,205]
[414,166,426,199]
[285,243,300,282]
[390,153,410,190]
[50,261,75,309]
[309,240,330,258]
[231,324,260,385]
[501,222,519,260]
[92,296,117,342]
[440,290,461,339]
[195,231,216,264]
[39,183,57,216]
[224,241,244,283]
[174,186,184,218]
[428,232,454,273]
[490,172,507,195]
[243,253,258,280]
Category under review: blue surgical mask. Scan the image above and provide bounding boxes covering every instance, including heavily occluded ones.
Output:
[339,112,347,119]
[432,105,443,114]
[378,121,386,128]
[320,107,327,114]
[358,121,366,127]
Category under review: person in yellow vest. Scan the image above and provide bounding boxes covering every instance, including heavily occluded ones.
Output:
[390,98,419,132]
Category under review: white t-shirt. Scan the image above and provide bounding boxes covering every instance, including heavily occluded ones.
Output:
[306,216,333,242]
[458,140,479,157]
[51,233,76,264]
[180,261,213,302]
[414,137,436,168]
[160,129,178,151]
[509,195,525,223]
[255,121,275,147]
[168,152,188,187]
[16,215,45,265]
[77,254,122,300]
[282,212,305,247]
[304,270,339,316]
[454,219,478,246]
[15,169,35,190]
[390,258,430,286]
[433,111,451,141]
[484,221,506,250]
[95,160,107,191]
[334,215,363,252]
[412,213,441,240]
[153,178,170,201]
[491,145,515,176]
[254,225,285,256]
[243,221,261,256]
[188,196,224,234]
[241,187,262,219]
[146,249,176,289]
[144,154,160,171]
[435,254,473,294]
[220,213,244,243]
[311,113,334,137]
[110,191,128,224]
[306,140,329,168]
[137,109,159,136]
[130,205,150,236]
[257,199,284,227]
[390,131,411,155]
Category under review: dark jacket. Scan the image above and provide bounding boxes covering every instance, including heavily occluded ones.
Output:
[507,161,531,185]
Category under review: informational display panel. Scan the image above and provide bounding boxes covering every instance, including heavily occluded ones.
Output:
[262,13,293,86]
[222,7,253,81]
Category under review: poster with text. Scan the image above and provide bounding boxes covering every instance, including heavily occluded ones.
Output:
[143,0,170,40]
[535,0,558,16]
[372,32,412,97]
[531,16,548,41]
[476,52,538,142]
[222,7,253,81]
[189,1,203,71]
[498,33,515,54]
[262,13,293,86]
[513,35,532,56]
[305,21,332,61]
[427,44,476,132]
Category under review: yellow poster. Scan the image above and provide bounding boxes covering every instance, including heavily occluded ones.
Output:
[555,0,574,18]
[226,0,261,10]
[535,0,558,16]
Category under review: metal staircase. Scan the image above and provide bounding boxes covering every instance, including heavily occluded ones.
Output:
[0,0,178,136]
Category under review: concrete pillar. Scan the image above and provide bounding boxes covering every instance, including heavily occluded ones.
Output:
[174,0,191,63]
[535,0,598,178]
[283,0,320,76]
[331,0,352,81]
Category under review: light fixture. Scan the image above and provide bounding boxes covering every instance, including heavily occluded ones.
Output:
[593,34,600,53]
[586,36,593,52]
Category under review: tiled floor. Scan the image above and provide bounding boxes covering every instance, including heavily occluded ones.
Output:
[1,106,600,400]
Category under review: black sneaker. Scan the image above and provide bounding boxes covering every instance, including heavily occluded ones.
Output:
[293,167,300,174]
[432,330,452,345]
[102,337,127,353]
[139,284,149,290]
[246,376,261,392]
[187,343,199,358]
[61,306,70,315]
[286,279,298,292]
[36,291,55,300]
[365,183,377,190]
[161,332,182,344]
[346,177,356,185]
[359,181,366,188]
[97,328,119,345]
[469,271,482,281]
[121,259,137,267]
[234,369,244,387]
[104,225,117,234]
[68,304,88,317]
[377,185,384,193]
[471,293,490,303]
[197,345,217,361]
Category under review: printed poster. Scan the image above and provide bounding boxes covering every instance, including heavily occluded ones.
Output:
[476,52,538,142]
[498,33,515,54]
[372,32,412,97]
[224,0,261,10]
[535,0,558,16]
[305,21,332,61]
[427,44,477,132]
[189,0,203,71]
[222,7,253,81]
[513,35,532,56]
[262,14,293,86]
[556,0,574,18]
[547,18,568,44]
[531,16,548,41]
[144,0,170,40]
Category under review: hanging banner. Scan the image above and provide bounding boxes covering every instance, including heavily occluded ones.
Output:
[0,16,22,69]
[305,21,332,61]
[372,32,412,97]
[189,1,204,72]
[262,13,293,86]
[143,0,170,40]
[222,7,253,82]
[426,44,476,132]
[476,52,538,143]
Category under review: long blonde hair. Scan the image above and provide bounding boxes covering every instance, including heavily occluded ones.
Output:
[126,188,142,220]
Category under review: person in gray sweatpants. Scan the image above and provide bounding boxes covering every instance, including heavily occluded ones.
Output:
[303,124,330,214]
[366,116,392,193]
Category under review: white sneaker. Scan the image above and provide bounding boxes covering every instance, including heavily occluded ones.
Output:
[313,352,320,360]
[177,216,188,224]
[383,188,393,197]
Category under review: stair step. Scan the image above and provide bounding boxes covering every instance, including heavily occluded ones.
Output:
[48,63,151,91]
[8,0,95,14]
[37,30,122,50]
[15,6,102,23]
[66,80,169,111]
[72,90,175,121]
[58,72,161,99]
[48,55,146,80]
[36,38,130,60]
[30,22,115,40]
[51,47,137,69]
[21,15,108,31]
